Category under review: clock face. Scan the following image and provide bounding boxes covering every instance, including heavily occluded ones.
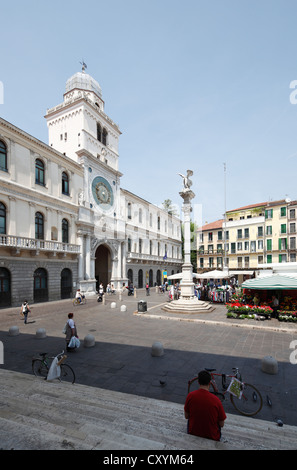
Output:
[91,176,114,211]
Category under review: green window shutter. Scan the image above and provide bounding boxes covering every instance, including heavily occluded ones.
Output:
[265,210,268,219]
[279,254,282,263]
[281,207,286,217]
[267,239,272,250]
[281,224,286,234]
[267,254,272,263]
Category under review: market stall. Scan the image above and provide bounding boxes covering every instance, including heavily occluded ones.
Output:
[238,273,297,322]
[196,270,232,303]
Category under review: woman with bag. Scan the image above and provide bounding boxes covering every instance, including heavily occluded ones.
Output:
[65,313,79,351]
[20,300,31,324]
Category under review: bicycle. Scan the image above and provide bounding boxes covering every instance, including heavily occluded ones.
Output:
[73,296,86,306]
[188,367,263,417]
[32,351,75,384]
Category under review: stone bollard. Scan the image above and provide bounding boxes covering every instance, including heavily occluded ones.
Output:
[120,305,127,312]
[84,334,95,348]
[151,341,164,357]
[36,328,46,339]
[102,295,106,305]
[9,326,19,336]
[261,355,278,374]
[111,302,117,309]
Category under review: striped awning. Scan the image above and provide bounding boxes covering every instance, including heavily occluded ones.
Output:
[242,273,297,290]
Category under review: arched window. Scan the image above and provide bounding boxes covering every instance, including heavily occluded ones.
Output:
[62,218,69,243]
[0,267,11,307]
[0,202,6,234]
[62,171,69,195]
[127,202,132,220]
[34,268,48,302]
[138,269,143,288]
[97,123,102,142]
[127,238,132,252]
[102,128,108,146]
[149,269,153,287]
[0,140,7,172]
[61,268,72,299]
[35,212,44,240]
[35,159,45,186]
[127,268,133,284]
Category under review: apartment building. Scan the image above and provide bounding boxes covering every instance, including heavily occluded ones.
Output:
[197,199,296,275]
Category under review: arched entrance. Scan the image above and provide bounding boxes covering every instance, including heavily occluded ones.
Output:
[95,244,111,291]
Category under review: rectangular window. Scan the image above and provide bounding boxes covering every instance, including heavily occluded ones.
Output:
[267,239,272,251]
[244,228,249,238]
[231,243,236,254]
[265,209,273,219]
[281,224,287,234]
[279,238,287,250]
[237,229,242,239]
[290,237,296,249]
[281,207,286,217]
[258,239,263,250]
[251,241,256,252]
[218,231,222,240]
[290,223,296,233]
[257,226,263,237]
[244,241,249,251]
[267,254,272,263]
[237,242,242,251]
[290,209,296,219]
[266,225,272,235]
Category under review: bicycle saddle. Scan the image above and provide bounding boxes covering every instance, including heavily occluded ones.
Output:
[39,352,47,357]
[205,368,216,372]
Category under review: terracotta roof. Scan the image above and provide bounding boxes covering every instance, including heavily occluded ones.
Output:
[226,202,267,212]
[199,219,224,231]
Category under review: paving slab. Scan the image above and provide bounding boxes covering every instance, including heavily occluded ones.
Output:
[1,289,297,427]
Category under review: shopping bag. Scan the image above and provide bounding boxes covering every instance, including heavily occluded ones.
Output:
[227,377,243,399]
[68,336,80,349]
[47,357,61,381]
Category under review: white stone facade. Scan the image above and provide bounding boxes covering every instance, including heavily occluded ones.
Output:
[0,69,182,306]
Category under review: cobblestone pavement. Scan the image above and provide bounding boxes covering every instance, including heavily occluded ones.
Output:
[1,289,297,426]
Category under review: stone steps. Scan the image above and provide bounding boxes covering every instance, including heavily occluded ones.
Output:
[0,369,297,450]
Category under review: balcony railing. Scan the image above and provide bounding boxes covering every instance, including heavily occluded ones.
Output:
[0,234,80,254]
[127,252,182,264]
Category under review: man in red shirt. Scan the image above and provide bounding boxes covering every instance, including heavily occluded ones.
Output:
[184,370,226,441]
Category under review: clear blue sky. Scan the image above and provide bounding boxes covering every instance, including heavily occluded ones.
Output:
[1,0,297,225]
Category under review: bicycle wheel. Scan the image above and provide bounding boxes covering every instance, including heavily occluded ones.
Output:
[188,377,199,393]
[59,364,75,384]
[73,298,78,306]
[230,383,263,416]
[32,359,48,379]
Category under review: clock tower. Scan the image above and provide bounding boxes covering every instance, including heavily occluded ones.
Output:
[45,66,127,294]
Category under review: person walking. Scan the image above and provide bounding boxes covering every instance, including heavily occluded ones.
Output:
[65,313,78,351]
[184,370,226,441]
[20,300,31,324]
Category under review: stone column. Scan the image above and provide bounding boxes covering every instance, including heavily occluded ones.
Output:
[179,189,195,301]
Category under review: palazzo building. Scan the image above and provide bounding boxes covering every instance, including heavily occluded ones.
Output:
[0,68,182,307]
